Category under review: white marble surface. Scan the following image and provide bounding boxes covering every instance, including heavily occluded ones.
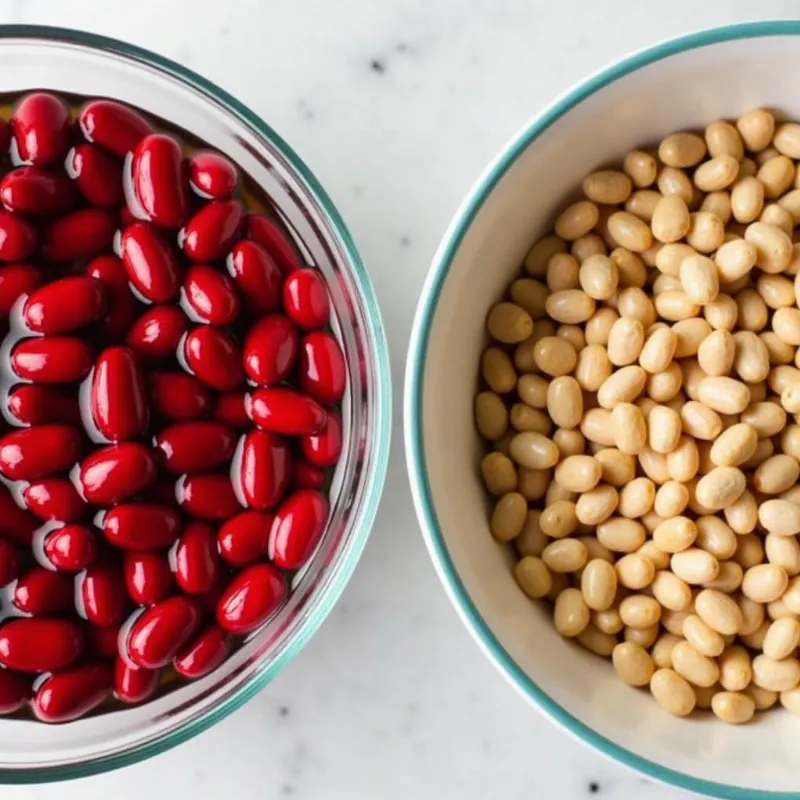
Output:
[1,2,799,798]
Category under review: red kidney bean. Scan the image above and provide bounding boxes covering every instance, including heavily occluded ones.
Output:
[12,336,93,384]
[0,211,37,261]
[0,618,84,672]
[178,473,242,521]
[299,332,346,405]
[283,268,330,330]
[216,563,287,635]
[188,151,238,199]
[79,99,154,158]
[250,387,326,436]
[0,424,80,481]
[244,213,303,273]
[44,525,97,572]
[123,550,173,606]
[183,264,240,325]
[33,662,112,723]
[180,199,243,262]
[148,371,211,421]
[0,484,38,546]
[23,276,107,334]
[7,385,81,426]
[0,669,30,714]
[87,625,120,660]
[226,240,280,314]
[213,392,250,429]
[155,421,235,474]
[243,314,299,385]
[79,443,157,506]
[126,305,188,361]
[174,624,230,679]
[183,326,243,391]
[126,595,200,669]
[66,143,124,207]
[91,346,148,441]
[85,254,136,340]
[0,539,22,586]
[217,511,272,567]
[119,222,181,303]
[41,208,116,263]
[103,504,181,550]
[80,561,127,626]
[0,167,76,216]
[0,263,44,317]
[13,92,70,166]
[269,489,328,570]
[301,409,343,468]
[24,478,87,523]
[14,567,74,615]
[173,521,219,595]
[239,430,291,510]
[114,659,159,704]
[132,134,189,229]
[291,458,326,490]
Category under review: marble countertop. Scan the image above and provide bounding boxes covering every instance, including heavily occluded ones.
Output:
[3,1,800,798]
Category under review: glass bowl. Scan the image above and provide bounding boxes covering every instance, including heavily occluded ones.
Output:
[0,25,391,783]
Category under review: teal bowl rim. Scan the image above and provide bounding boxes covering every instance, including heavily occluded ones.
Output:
[0,25,391,783]
[405,20,800,800]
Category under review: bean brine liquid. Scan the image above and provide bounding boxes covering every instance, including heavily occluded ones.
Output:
[0,92,345,723]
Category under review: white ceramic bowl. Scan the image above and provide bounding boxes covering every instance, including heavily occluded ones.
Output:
[405,21,800,799]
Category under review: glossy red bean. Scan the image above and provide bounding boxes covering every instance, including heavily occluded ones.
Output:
[0,670,30,714]
[188,151,238,199]
[0,211,37,261]
[250,387,326,435]
[155,421,235,474]
[24,478,87,523]
[114,659,159,704]
[12,336,93,384]
[0,618,84,672]
[269,489,328,570]
[123,550,173,606]
[0,425,80,481]
[180,199,243,262]
[0,539,22,586]
[23,276,107,334]
[239,430,291,511]
[173,522,219,595]
[213,392,250,429]
[299,332,346,404]
[217,511,272,567]
[291,458,326,490]
[41,208,116,263]
[103,504,181,550]
[13,567,74,615]
[243,315,299,385]
[216,563,287,635]
[178,473,242,521]
[33,662,112,723]
[79,443,157,506]
[0,484,38,546]
[80,561,127,626]
[13,92,70,166]
[119,222,181,303]
[7,385,80,426]
[183,326,243,391]
[226,240,280,314]
[85,254,136,340]
[126,595,201,669]
[132,134,189,229]
[174,625,230,679]
[126,305,187,361]
[91,346,148,441]
[244,213,303,274]
[66,143,124,207]
[0,263,44,317]
[148,371,211,421]
[79,99,154,159]
[87,625,120,660]
[0,167,76,216]
[301,409,343,468]
[43,525,97,572]
[183,264,240,325]
[283,268,330,330]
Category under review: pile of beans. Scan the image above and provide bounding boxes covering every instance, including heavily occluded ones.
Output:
[0,92,345,723]
[478,109,800,724]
